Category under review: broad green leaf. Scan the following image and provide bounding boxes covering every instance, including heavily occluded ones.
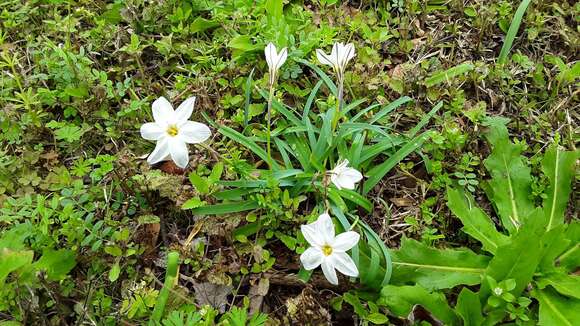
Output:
[34,249,77,281]
[379,285,459,325]
[456,288,483,326]
[190,201,260,215]
[480,211,545,299]
[390,237,489,290]
[188,172,209,194]
[109,261,120,282]
[553,221,580,272]
[190,17,220,33]
[537,272,580,299]
[0,249,34,287]
[424,62,474,87]
[483,118,534,233]
[532,287,580,326]
[447,187,509,254]
[541,144,577,230]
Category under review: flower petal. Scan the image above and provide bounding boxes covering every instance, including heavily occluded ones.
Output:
[147,138,170,165]
[152,97,174,125]
[321,260,338,285]
[169,139,189,168]
[300,247,323,270]
[140,123,164,141]
[265,42,276,70]
[316,213,335,244]
[301,223,323,247]
[175,96,196,122]
[316,49,335,67]
[276,47,288,70]
[331,167,363,190]
[331,252,359,277]
[179,121,211,144]
[332,231,360,252]
[343,43,356,66]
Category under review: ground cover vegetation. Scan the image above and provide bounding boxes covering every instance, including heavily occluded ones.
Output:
[0,0,578,325]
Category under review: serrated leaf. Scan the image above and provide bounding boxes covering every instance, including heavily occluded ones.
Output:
[541,144,577,231]
[532,287,580,326]
[482,118,534,233]
[389,237,489,290]
[379,285,459,325]
[456,288,483,326]
[447,187,509,254]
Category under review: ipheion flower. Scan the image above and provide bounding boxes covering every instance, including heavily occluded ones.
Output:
[328,159,363,190]
[140,96,211,169]
[300,213,360,285]
[264,42,287,86]
[316,42,355,77]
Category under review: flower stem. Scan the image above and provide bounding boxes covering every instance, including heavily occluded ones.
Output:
[266,85,275,169]
[331,76,344,133]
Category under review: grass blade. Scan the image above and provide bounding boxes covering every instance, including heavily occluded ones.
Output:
[498,0,533,65]
[243,68,255,127]
[363,131,431,194]
[190,200,260,215]
[424,63,474,87]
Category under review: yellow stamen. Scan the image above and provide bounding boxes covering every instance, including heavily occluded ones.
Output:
[322,244,333,256]
[167,125,179,137]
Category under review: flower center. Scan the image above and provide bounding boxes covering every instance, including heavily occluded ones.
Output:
[166,125,179,137]
[322,244,333,256]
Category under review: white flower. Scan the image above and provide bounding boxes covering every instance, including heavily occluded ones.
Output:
[316,42,355,75]
[328,159,363,190]
[300,213,360,285]
[264,42,287,86]
[140,96,211,169]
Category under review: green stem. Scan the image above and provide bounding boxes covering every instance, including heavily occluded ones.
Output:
[266,85,275,169]
[331,76,344,132]
[150,251,180,324]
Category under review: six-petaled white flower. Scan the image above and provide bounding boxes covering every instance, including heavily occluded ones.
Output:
[264,42,287,86]
[328,159,363,190]
[300,213,360,285]
[140,96,211,169]
[316,42,355,77]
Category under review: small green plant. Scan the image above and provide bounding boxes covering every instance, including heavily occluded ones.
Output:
[372,118,578,324]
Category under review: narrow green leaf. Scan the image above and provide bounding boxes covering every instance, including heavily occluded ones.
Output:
[407,101,443,138]
[190,201,260,215]
[150,252,180,325]
[424,62,474,87]
[498,0,533,64]
[364,131,430,194]
[243,68,255,127]
[295,58,337,96]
